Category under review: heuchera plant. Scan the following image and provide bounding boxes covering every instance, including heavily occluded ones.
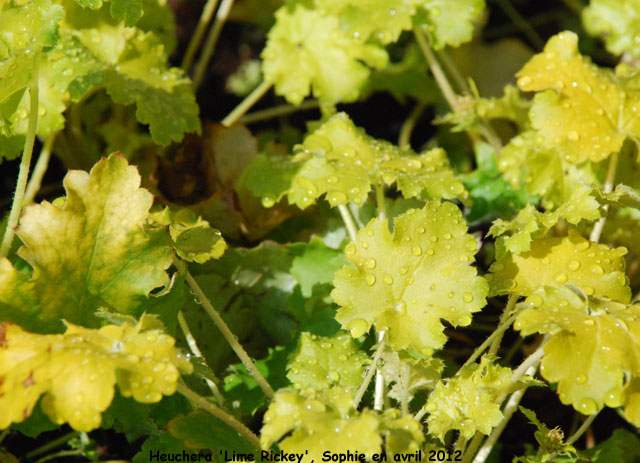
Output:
[2,0,640,462]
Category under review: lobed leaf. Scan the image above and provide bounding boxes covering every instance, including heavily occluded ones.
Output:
[0,154,173,333]
[414,0,485,49]
[583,0,640,58]
[332,202,488,354]
[0,316,192,431]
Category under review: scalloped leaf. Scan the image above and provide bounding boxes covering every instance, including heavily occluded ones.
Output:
[487,230,630,302]
[287,332,369,391]
[583,0,640,58]
[515,286,640,421]
[250,113,467,209]
[332,202,488,354]
[424,355,515,441]
[261,5,388,105]
[414,0,485,49]
[0,316,192,431]
[0,154,173,333]
[516,31,640,163]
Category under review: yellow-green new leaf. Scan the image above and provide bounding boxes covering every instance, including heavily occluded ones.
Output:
[332,202,487,354]
[0,316,192,431]
[261,5,388,105]
[415,0,486,49]
[0,154,173,333]
[517,31,640,164]
[583,0,640,58]
[515,287,640,420]
[487,230,630,302]
[149,207,226,263]
[424,355,514,441]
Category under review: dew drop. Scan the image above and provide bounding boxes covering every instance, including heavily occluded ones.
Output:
[345,243,356,256]
[399,266,409,275]
[577,397,597,415]
[567,131,580,141]
[412,244,422,256]
[417,226,425,234]
[365,258,376,269]
[383,274,393,285]
[591,265,604,275]
[576,375,587,384]
[365,274,376,286]
[604,387,622,407]
[554,273,568,284]
[395,301,407,314]
[327,371,340,382]
[448,291,455,299]
[347,318,369,337]
[463,292,473,303]
[517,76,533,87]
[427,248,434,256]
[443,232,452,240]
[328,191,348,204]
[584,286,595,296]
[568,260,581,271]
[262,196,275,207]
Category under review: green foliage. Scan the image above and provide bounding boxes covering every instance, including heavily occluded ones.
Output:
[514,407,578,462]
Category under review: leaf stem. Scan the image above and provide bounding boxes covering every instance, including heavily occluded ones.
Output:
[221,80,273,127]
[239,100,319,125]
[25,432,78,459]
[566,411,599,445]
[338,204,358,242]
[33,449,84,463]
[353,335,386,409]
[181,0,221,72]
[413,27,458,111]
[398,102,425,148]
[23,133,55,205]
[192,0,236,89]
[461,312,518,369]
[178,310,225,404]
[461,432,484,463]
[375,183,386,221]
[177,382,262,450]
[488,295,518,356]
[494,0,545,50]
[373,330,386,411]
[178,263,275,399]
[0,428,9,446]
[0,52,40,258]
[590,150,619,243]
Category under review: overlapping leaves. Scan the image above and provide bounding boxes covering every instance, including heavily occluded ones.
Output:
[0,154,173,333]
[246,113,467,209]
[332,201,488,354]
[514,287,640,424]
[517,31,640,164]
[583,0,640,58]
[488,230,630,303]
[0,316,192,431]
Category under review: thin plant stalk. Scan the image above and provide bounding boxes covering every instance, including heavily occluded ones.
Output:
[494,0,545,50]
[488,295,518,356]
[567,412,599,445]
[413,27,458,110]
[590,150,619,243]
[192,0,236,89]
[25,432,78,459]
[221,81,273,127]
[461,433,484,463]
[353,336,386,409]
[177,310,225,404]
[181,0,221,71]
[461,313,518,369]
[436,49,469,93]
[239,100,319,125]
[398,102,425,148]
[0,52,40,258]
[338,204,358,242]
[23,133,55,205]
[178,263,274,398]
[373,330,386,411]
[177,383,261,449]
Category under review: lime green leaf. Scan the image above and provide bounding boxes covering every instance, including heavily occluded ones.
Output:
[242,152,300,208]
[149,207,226,263]
[601,184,640,210]
[316,0,417,44]
[487,230,630,302]
[380,410,425,456]
[110,0,144,26]
[104,33,200,145]
[380,348,443,403]
[425,355,514,441]
[516,31,640,163]
[0,0,63,55]
[256,113,467,209]
[260,387,382,462]
[414,0,485,49]
[290,238,345,297]
[0,154,173,333]
[332,202,488,354]
[583,0,640,58]
[514,287,640,420]
[168,410,257,457]
[287,332,369,391]
[0,317,192,431]
[261,4,388,104]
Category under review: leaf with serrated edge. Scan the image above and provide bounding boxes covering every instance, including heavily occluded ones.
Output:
[415,0,485,49]
[0,317,192,431]
[583,0,640,58]
[516,31,640,163]
[514,286,640,420]
[487,230,630,302]
[332,201,487,354]
[0,153,173,333]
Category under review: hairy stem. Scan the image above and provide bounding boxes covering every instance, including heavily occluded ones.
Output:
[338,204,359,242]
[436,49,469,93]
[488,295,518,356]
[33,449,84,463]
[181,0,221,72]
[413,27,458,110]
[179,263,274,398]
[239,100,319,125]
[177,383,261,449]
[221,81,273,127]
[25,432,78,459]
[178,310,225,405]
[23,133,55,205]
[590,150,619,243]
[398,102,425,148]
[461,433,484,463]
[353,336,386,409]
[192,0,236,89]
[461,313,518,369]
[566,411,599,445]
[1,52,40,258]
